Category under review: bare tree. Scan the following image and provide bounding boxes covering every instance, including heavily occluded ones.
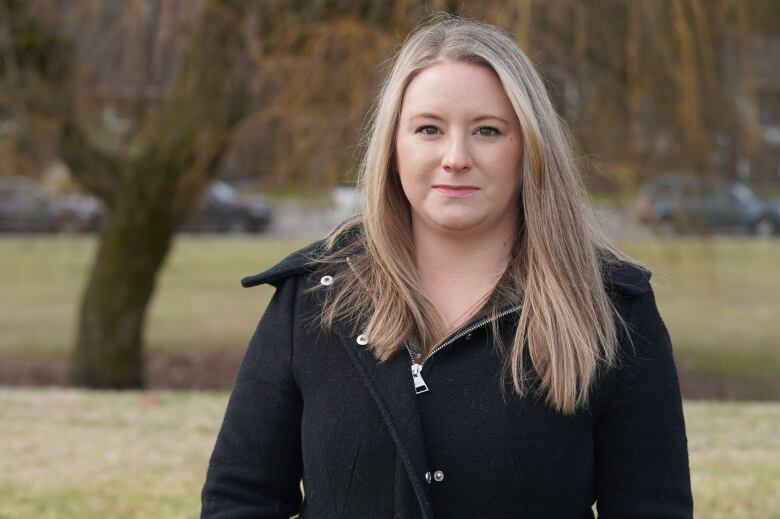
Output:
[61,0,248,387]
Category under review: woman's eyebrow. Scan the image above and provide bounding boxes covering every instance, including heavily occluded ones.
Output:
[409,112,509,124]
[409,112,445,122]
[473,115,509,124]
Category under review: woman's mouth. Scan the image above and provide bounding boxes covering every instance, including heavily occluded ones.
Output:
[432,185,480,197]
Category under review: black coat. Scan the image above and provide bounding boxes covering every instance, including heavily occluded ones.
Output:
[201,239,693,519]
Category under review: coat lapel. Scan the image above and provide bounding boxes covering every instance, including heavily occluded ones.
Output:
[336,331,434,519]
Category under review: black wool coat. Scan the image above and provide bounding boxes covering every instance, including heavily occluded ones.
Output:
[200,240,694,519]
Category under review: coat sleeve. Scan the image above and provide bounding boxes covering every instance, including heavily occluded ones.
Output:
[594,285,694,518]
[201,277,303,519]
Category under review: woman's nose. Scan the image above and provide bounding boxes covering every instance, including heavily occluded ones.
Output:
[441,134,472,173]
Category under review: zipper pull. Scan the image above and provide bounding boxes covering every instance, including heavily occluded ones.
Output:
[411,363,429,394]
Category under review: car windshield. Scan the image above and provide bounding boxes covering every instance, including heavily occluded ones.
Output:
[730,183,758,204]
[14,186,49,206]
[211,182,238,202]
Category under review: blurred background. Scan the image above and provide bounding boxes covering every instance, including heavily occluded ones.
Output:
[0,1,778,518]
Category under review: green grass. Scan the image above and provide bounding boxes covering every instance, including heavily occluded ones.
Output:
[0,389,777,518]
[622,238,780,396]
[0,235,778,396]
[0,236,309,359]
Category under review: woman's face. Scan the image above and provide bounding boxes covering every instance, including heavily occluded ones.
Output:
[394,61,524,237]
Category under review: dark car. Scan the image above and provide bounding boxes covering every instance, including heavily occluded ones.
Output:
[180,181,272,233]
[635,173,780,236]
[0,178,101,233]
[0,178,58,232]
[0,178,271,234]
[55,193,103,232]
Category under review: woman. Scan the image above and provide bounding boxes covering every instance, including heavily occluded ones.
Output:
[201,14,693,519]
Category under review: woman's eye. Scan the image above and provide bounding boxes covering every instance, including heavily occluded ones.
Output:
[476,126,501,137]
[413,125,500,137]
[415,126,439,135]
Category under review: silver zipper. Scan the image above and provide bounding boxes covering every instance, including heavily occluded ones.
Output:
[405,304,522,394]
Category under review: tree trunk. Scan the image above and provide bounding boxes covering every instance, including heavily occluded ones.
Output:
[71,194,174,388]
[65,0,247,388]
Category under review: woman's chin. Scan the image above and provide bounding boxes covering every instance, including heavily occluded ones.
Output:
[430,214,488,234]
[410,207,496,235]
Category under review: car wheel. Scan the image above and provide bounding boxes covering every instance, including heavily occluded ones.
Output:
[228,219,248,233]
[246,218,268,233]
[58,217,83,233]
[754,217,776,238]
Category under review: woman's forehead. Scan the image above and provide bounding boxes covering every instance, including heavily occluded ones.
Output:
[400,62,513,118]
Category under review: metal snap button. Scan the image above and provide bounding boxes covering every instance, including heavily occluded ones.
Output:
[424,471,431,484]
[433,470,444,482]
[356,335,368,345]
[320,275,334,286]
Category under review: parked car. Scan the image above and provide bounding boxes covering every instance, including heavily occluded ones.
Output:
[55,193,103,232]
[180,180,272,233]
[0,177,101,233]
[0,178,57,232]
[635,173,780,236]
[0,177,271,234]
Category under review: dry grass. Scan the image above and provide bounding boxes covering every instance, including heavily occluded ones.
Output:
[0,389,777,518]
[684,400,780,518]
[0,388,226,518]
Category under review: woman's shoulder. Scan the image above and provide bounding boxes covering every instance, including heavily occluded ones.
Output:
[600,258,653,298]
[240,239,329,289]
[240,220,363,289]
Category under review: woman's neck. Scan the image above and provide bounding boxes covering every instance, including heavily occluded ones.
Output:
[411,217,517,336]
[411,220,516,283]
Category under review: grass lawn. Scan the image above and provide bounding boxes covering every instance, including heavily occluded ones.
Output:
[622,238,780,397]
[0,235,309,359]
[0,389,777,518]
[0,235,778,397]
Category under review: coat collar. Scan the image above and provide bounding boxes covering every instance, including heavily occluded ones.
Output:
[240,239,328,288]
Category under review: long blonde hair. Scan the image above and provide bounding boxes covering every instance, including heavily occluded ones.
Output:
[311,13,640,415]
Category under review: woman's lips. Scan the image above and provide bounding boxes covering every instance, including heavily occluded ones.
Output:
[432,185,480,197]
